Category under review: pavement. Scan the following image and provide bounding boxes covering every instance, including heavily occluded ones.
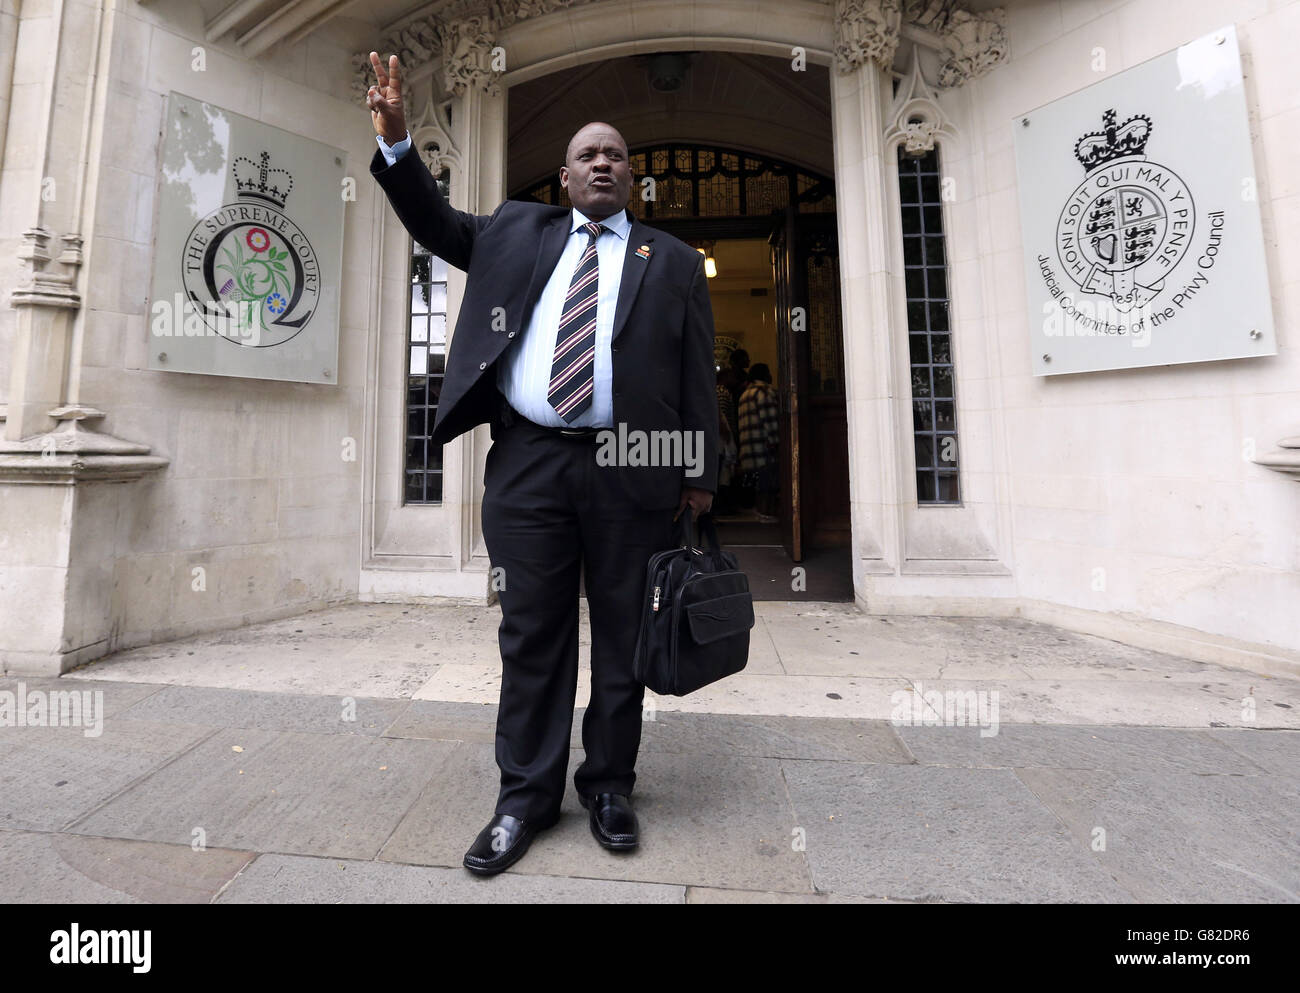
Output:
[0,600,1296,903]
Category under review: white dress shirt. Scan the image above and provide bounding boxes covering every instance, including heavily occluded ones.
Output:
[378,130,629,429]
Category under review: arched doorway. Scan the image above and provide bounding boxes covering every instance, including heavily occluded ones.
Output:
[504,56,854,599]
[361,4,904,608]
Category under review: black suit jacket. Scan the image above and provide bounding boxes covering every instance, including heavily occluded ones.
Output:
[370,147,719,510]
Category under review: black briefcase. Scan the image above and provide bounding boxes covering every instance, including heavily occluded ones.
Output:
[631,507,754,696]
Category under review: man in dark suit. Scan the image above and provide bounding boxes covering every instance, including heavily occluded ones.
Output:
[367,54,717,875]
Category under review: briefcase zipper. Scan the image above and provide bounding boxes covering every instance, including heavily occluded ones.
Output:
[652,586,661,612]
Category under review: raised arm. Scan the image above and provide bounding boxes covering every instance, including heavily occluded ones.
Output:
[366,52,497,271]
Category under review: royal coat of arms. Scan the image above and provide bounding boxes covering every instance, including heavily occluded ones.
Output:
[1055,109,1195,314]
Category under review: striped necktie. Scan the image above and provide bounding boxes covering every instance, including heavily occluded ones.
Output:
[548,221,605,423]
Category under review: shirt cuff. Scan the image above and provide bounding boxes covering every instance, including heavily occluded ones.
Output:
[376,130,412,166]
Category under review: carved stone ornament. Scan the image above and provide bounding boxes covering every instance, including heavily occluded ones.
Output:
[834,0,904,74]
[351,17,443,101]
[834,0,1007,86]
[354,0,1008,98]
[0,406,169,484]
[354,0,613,101]
[489,0,599,30]
[884,46,954,153]
[935,6,1009,87]
[442,16,500,97]
[10,227,81,310]
[410,98,462,176]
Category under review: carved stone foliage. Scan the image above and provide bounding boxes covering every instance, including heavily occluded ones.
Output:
[833,0,903,74]
[934,6,1009,86]
[353,0,1008,101]
[833,0,1007,86]
[354,0,603,100]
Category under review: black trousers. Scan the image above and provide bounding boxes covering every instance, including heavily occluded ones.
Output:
[482,396,676,823]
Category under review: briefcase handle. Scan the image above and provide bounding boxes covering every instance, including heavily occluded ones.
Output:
[674,506,724,559]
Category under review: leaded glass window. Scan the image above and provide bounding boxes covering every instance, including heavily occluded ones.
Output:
[898,145,960,504]
[513,143,834,217]
[405,170,450,504]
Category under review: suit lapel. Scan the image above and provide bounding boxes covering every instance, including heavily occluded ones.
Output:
[519,211,570,330]
[612,210,653,346]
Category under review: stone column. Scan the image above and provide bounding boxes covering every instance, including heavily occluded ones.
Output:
[829,0,1009,602]
[353,13,506,598]
[831,1,909,591]
[0,1,167,675]
[448,66,507,571]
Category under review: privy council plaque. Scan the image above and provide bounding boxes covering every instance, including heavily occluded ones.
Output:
[1013,25,1275,376]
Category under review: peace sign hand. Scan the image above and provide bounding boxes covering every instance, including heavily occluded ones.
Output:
[367,52,407,145]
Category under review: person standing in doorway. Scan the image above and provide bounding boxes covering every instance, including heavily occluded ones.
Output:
[737,363,780,523]
[366,53,718,875]
[729,348,750,387]
[715,367,739,515]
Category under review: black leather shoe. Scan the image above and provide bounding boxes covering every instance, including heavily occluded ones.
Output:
[578,792,639,851]
[463,811,557,876]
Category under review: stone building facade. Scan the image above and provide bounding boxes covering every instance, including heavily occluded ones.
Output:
[1,0,1296,675]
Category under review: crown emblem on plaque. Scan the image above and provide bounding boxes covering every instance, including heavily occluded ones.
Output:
[233,150,294,208]
[1073,109,1152,172]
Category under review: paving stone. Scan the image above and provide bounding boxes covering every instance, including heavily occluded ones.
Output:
[1016,768,1300,903]
[67,728,456,860]
[640,712,912,763]
[738,616,784,676]
[0,719,217,832]
[217,852,684,903]
[684,886,891,903]
[763,613,947,678]
[3,600,1296,903]
[65,637,440,700]
[0,676,166,719]
[891,678,1300,728]
[412,662,588,704]
[383,699,502,743]
[116,684,406,736]
[780,760,1134,903]
[652,673,920,719]
[379,742,815,892]
[0,829,251,903]
[1204,728,1300,776]
[385,703,911,764]
[387,700,604,750]
[897,725,1266,775]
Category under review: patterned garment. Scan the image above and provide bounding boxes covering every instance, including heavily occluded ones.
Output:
[716,383,735,439]
[737,382,779,475]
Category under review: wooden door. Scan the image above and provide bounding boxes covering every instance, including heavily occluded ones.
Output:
[769,206,809,562]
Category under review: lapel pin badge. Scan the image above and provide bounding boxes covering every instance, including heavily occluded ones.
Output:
[635,244,651,260]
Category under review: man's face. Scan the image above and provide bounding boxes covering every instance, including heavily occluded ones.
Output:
[560,125,632,221]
